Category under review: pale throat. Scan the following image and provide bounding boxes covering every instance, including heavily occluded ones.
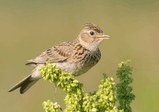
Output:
[78,36,100,52]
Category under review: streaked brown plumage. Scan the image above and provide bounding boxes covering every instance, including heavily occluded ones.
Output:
[8,23,110,94]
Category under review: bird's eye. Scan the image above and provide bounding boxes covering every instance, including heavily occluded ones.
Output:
[90,31,94,35]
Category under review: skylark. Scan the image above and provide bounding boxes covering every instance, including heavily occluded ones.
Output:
[8,23,110,94]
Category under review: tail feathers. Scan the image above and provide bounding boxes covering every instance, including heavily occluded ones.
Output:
[20,79,38,94]
[8,74,39,94]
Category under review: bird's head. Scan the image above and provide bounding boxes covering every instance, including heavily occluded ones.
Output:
[77,23,110,51]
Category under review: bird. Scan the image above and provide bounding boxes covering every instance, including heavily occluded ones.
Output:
[8,23,110,94]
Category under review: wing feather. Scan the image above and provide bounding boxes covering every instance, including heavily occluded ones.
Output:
[26,40,76,66]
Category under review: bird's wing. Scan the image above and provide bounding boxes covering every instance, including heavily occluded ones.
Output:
[26,40,75,66]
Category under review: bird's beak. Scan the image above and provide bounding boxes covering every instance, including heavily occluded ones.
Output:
[97,34,110,40]
[103,34,110,39]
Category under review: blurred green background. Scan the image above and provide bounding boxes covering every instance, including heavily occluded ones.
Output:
[1,0,159,112]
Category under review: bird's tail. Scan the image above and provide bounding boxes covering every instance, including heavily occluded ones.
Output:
[8,74,39,94]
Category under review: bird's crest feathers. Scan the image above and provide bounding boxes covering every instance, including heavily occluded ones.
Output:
[83,23,103,33]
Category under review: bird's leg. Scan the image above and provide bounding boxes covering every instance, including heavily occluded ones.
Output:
[53,84,57,100]
[53,84,63,111]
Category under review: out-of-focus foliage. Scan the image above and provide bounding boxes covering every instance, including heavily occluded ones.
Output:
[40,61,134,112]
[39,62,84,112]
[116,60,135,112]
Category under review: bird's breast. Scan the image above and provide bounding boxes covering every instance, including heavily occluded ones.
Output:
[52,48,101,76]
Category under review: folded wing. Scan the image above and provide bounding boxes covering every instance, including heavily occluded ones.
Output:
[26,41,75,66]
